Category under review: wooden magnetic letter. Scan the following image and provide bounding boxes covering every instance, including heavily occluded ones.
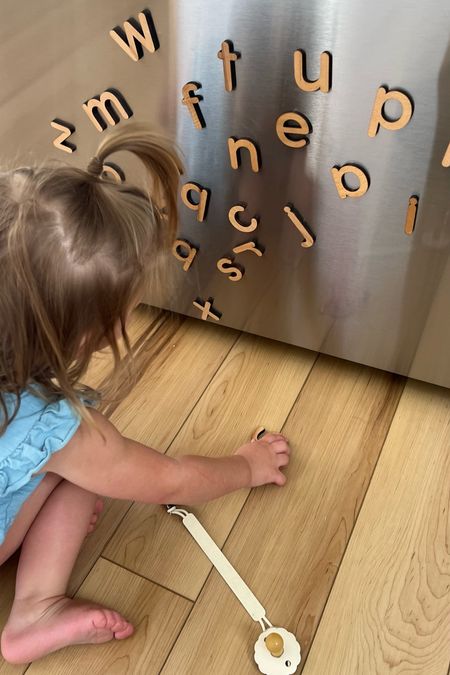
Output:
[404,196,419,235]
[294,49,331,93]
[276,112,311,148]
[50,119,76,153]
[232,241,263,257]
[283,205,315,248]
[217,40,240,91]
[180,182,210,221]
[228,204,258,233]
[109,9,159,61]
[331,164,370,199]
[172,239,198,271]
[217,258,243,281]
[102,162,125,183]
[228,137,261,172]
[182,83,205,129]
[82,89,133,132]
[368,86,413,137]
[193,298,221,321]
[442,142,450,167]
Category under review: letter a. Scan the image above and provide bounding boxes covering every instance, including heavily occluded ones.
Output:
[172,239,198,271]
[181,182,210,221]
[109,9,159,61]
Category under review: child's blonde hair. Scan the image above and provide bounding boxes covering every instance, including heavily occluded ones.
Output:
[0,122,183,434]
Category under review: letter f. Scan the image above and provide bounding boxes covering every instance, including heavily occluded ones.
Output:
[181,82,205,129]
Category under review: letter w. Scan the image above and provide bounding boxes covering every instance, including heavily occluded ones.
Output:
[109,9,159,61]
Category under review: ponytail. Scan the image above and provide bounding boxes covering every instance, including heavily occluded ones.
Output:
[88,122,184,243]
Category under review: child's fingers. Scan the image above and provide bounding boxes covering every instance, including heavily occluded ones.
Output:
[277,453,290,468]
[270,439,291,454]
[274,472,287,487]
[264,432,287,443]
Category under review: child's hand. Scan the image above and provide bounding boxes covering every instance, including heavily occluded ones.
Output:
[235,433,291,488]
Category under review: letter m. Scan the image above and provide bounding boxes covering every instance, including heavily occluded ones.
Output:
[109,9,159,61]
[82,89,133,132]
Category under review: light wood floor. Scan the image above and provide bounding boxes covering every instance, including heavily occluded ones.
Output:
[1,305,449,675]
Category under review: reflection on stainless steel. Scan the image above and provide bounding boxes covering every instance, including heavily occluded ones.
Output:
[1,0,449,386]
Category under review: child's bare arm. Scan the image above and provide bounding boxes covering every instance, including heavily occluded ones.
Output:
[40,409,290,505]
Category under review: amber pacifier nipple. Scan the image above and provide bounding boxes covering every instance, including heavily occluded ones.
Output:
[265,632,284,658]
[255,627,301,673]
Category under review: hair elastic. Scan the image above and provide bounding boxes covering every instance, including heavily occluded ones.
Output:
[87,156,103,177]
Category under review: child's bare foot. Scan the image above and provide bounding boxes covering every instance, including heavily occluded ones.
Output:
[1,595,134,664]
[87,499,104,534]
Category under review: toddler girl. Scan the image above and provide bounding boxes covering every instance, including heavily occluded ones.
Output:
[0,123,291,665]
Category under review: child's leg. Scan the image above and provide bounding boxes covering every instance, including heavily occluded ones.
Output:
[0,473,63,564]
[1,480,133,665]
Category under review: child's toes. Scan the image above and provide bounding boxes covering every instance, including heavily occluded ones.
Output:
[86,513,99,535]
[109,611,125,630]
[86,500,103,535]
[105,610,134,640]
[91,609,109,630]
[95,609,132,638]
[114,622,134,640]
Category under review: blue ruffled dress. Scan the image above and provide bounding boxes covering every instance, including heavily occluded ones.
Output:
[0,387,86,545]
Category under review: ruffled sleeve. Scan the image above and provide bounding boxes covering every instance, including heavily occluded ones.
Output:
[0,398,84,498]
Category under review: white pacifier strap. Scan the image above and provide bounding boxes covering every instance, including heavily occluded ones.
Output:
[167,506,272,629]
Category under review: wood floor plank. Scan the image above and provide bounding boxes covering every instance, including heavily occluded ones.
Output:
[160,356,404,674]
[303,379,450,675]
[83,304,162,392]
[66,498,132,596]
[26,558,192,674]
[0,554,26,675]
[68,317,238,594]
[104,333,317,600]
[108,318,239,447]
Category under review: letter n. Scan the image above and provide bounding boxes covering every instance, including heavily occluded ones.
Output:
[227,137,261,172]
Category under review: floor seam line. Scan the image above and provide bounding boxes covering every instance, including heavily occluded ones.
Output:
[301,374,407,670]
[98,555,194,604]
